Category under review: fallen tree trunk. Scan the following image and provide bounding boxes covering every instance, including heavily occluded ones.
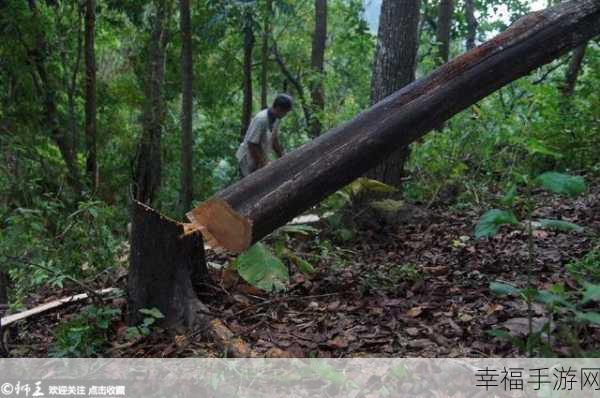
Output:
[188,0,600,252]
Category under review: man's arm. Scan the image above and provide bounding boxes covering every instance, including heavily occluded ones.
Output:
[248,142,267,168]
[272,128,284,158]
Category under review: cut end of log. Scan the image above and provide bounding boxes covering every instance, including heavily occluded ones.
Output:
[186,198,252,253]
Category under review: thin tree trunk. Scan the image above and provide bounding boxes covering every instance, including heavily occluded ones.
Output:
[180,0,194,213]
[241,9,254,141]
[366,0,421,190]
[272,42,313,127]
[27,0,82,192]
[465,0,477,50]
[434,0,454,129]
[66,7,83,157]
[260,0,272,109]
[133,0,169,205]
[436,0,454,64]
[186,0,600,252]
[562,43,587,96]
[38,64,82,192]
[309,0,327,138]
[84,0,97,191]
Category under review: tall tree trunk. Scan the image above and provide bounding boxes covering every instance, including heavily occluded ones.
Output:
[465,0,477,50]
[241,9,254,141]
[309,0,327,138]
[84,0,98,191]
[436,0,454,64]
[260,0,272,109]
[186,0,600,253]
[365,0,421,190]
[180,0,194,214]
[562,43,587,96]
[65,7,83,158]
[133,1,169,205]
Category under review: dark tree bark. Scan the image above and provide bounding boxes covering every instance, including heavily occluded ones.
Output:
[366,0,421,190]
[562,43,587,96]
[187,0,600,253]
[84,0,98,191]
[128,201,208,328]
[465,0,477,50]
[241,9,254,141]
[436,0,454,64]
[180,0,194,213]
[309,0,327,138]
[133,1,169,205]
[260,0,272,109]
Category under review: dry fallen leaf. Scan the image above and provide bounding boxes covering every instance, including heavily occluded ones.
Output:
[406,306,423,317]
[327,335,349,349]
[406,327,420,337]
[423,266,449,276]
[174,335,187,347]
[459,313,473,322]
[484,303,504,316]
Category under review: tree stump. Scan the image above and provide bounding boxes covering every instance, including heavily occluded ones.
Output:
[128,201,208,329]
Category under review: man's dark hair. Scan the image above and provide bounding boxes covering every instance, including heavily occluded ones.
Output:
[272,94,293,111]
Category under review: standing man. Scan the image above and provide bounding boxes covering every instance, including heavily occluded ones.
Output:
[236,94,293,177]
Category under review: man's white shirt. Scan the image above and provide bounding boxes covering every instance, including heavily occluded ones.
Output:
[236,109,280,175]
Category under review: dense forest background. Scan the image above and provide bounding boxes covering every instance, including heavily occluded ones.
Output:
[0,0,598,357]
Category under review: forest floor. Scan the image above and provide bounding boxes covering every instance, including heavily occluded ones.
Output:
[5,181,600,358]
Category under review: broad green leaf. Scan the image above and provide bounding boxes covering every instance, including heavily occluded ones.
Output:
[536,172,585,197]
[486,329,512,339]
[232,243,289,293]
[139,308,165,319]
[581,283,600,304]
[490,281,521,296]
[369,199,405,212]
[475,209,519,238]
[526,139,562,158]
[537,219,584,233]
[575,311,600,325]
[534,290,572,308]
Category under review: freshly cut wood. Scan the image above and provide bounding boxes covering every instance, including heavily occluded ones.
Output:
[187,0,600,252]
[128,201,208,327]
[186,199,251,252]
